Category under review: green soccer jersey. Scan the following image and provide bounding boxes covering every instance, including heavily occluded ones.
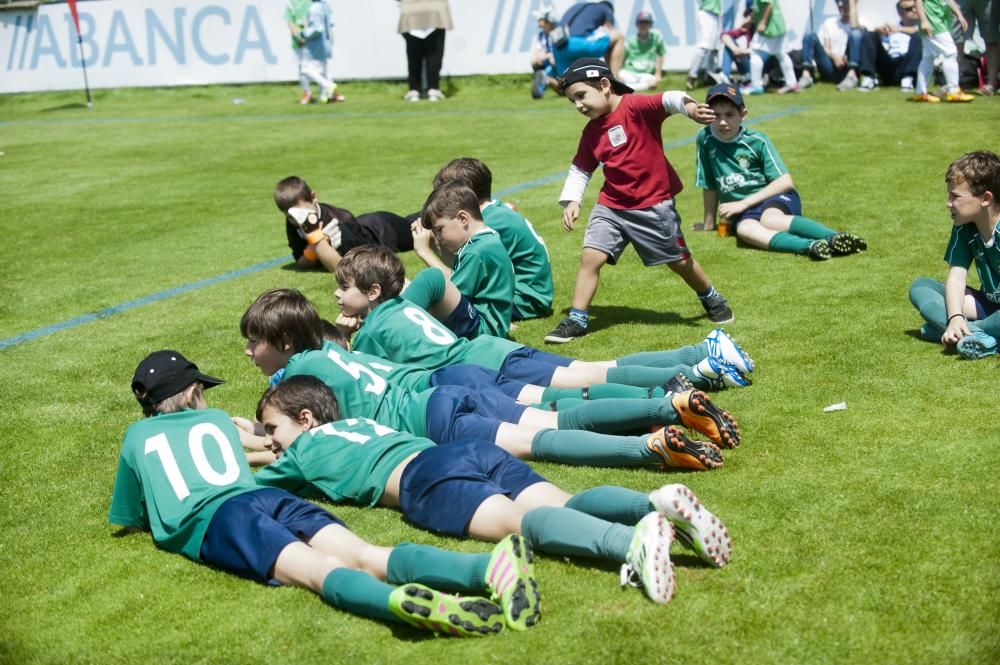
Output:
[695,127,788,203]
[284,0,310,48]
[353,296,522,372]
[699,0,722,13]
[753,0,786,38]
[283,341,434,438]
[451,228,515,338]
[254,418,433,506]
[352,350,436,392]
[944,222,1000,304]
[623,29,667,75]
[481,200,554,320]
[920,0,951,34]
[108,409,260,561]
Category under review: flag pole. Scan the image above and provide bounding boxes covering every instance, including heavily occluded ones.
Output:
[67,0,92,108]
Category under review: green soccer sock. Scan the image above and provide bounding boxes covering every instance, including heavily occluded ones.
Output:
[768,232,814,254]
[556,398,676,433]
[402,268,446,311]
[908,277,948,329]
[790,215,838,239]
[531,429,657,467]
[606,365,687,389]
[565,486,652,524]
[617,344,706,367]
[321,568,399,624]
[386,543,489,594]
[682,366,712,391]
[540,383,657,401]
[521,506,632,562]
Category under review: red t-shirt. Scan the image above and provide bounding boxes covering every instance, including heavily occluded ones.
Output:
[571,93,684,210]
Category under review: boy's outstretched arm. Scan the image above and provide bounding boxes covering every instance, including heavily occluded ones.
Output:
[942,265,973,344]
[718,173,794,220]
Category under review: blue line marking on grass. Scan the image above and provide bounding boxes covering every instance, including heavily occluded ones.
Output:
[1,105,807,351]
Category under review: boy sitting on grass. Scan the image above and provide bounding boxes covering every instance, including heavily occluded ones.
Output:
[432,157,554,321]
[255,374,733,605]
[909,150,1000,359]
[694,83,868,260]
[274,176,415,272]
[109,350,514,637]
[408,182,515,338]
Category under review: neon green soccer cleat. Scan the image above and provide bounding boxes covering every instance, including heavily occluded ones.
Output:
[485,534,541,630]
[388,584,504,637]
[621,512,676,604]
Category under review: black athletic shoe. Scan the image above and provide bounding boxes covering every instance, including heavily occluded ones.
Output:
[828,232,867,256]
[701,294,735,324]
[662,374,695,396]
[544,317,588,343]
[807,239,832,260]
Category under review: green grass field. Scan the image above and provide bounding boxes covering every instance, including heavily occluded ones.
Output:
[1,75,998,664]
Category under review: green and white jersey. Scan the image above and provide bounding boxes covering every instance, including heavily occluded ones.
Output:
[753,0,786,38]
[451,228,515,338]
[699,0,722,15]
[284,0,310,48]
[944,221,1000,304]
[283,341,434,438]
[351,350,436,392]
[108,409,259,561]
[353,296,522,372]
[623,29,667,75]
[255,419,432,506]
[481,200,554,320]
[921,0,951,34]
[695,127,788,203]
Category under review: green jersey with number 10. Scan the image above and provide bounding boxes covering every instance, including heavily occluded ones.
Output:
[108,409,260,561]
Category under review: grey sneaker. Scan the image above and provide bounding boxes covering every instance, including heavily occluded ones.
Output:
[837,71,858,91]
[701,294,735,324]
[544,317,588,343]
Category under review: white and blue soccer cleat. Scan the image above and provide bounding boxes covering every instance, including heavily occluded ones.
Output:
[957,331,998,359]
[693,355,751,390]
[705,328,754,374]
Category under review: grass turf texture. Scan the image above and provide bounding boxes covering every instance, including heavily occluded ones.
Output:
[1,75,998,663]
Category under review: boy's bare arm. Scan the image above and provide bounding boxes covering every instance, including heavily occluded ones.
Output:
[947,0,968,31]
[410,223,453,276]
[756,4,772,33]
[718,173,794,220]
[915,0,933,35]
[942,265,973,344]
[233,416,269,451]
[696,189,719,230]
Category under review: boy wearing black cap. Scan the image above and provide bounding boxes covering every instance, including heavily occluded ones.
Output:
[694,83,867,259]
[545,57,732,344]
[109,349,528,637]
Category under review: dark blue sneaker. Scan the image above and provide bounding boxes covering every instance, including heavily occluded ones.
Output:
[544,317,587,343]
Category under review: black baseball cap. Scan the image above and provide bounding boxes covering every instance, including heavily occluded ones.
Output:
[560,57,634,95]
[131,350,224,407]
[706,82,744,109]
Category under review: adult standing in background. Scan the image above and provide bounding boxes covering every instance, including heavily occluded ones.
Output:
[398,0,453,102]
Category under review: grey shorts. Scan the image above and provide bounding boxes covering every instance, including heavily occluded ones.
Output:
[583,200,691,266]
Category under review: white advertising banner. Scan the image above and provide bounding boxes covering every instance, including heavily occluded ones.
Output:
[1,0,900,94]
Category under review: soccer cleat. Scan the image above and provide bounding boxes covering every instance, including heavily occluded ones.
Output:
[649,484,732,568]
[544,317,588,343]
[298,91,313,105]
[701,293,735,324]
[388,584,504,637]
[828,232,868,256]
[693,356,752,390]
[671,389,741,448]
[807,239,832,260]
[620,512,675,604]
[485,534,540,631]
[646,426,723,470]
[531,69,547,99]
[945,89,974,103]
[662,373,695,396]
[912,92,940,103]
[705,327,754,374]
[956,331,998,359]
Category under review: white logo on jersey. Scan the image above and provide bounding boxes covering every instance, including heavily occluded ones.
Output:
[738,157,750,170]
[608,125,627,147]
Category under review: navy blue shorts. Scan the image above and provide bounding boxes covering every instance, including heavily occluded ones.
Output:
[199,488,345,586]
[736,189,803,231]
[969,287,1000,318]
[399,440,547,536]
[430,364,526,399]
[443,294,482,340]
[497,346,573,386]
[425,385,527,444]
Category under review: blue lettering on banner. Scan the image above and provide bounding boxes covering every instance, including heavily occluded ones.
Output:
[5,4,277,72]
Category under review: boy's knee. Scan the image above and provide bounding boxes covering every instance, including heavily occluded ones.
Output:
[908,277,942,302]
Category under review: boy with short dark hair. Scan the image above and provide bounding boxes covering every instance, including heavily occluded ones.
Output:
[256,374,734,605]
[695,83,867,259]
[274,176,414,272]
[909,150,1000,358]
[546,57,733,344]
[409,182,515,338]
[110,349,513,637]
[432,157,555,321]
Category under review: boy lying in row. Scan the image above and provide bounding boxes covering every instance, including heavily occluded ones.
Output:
[109,350,536,636]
